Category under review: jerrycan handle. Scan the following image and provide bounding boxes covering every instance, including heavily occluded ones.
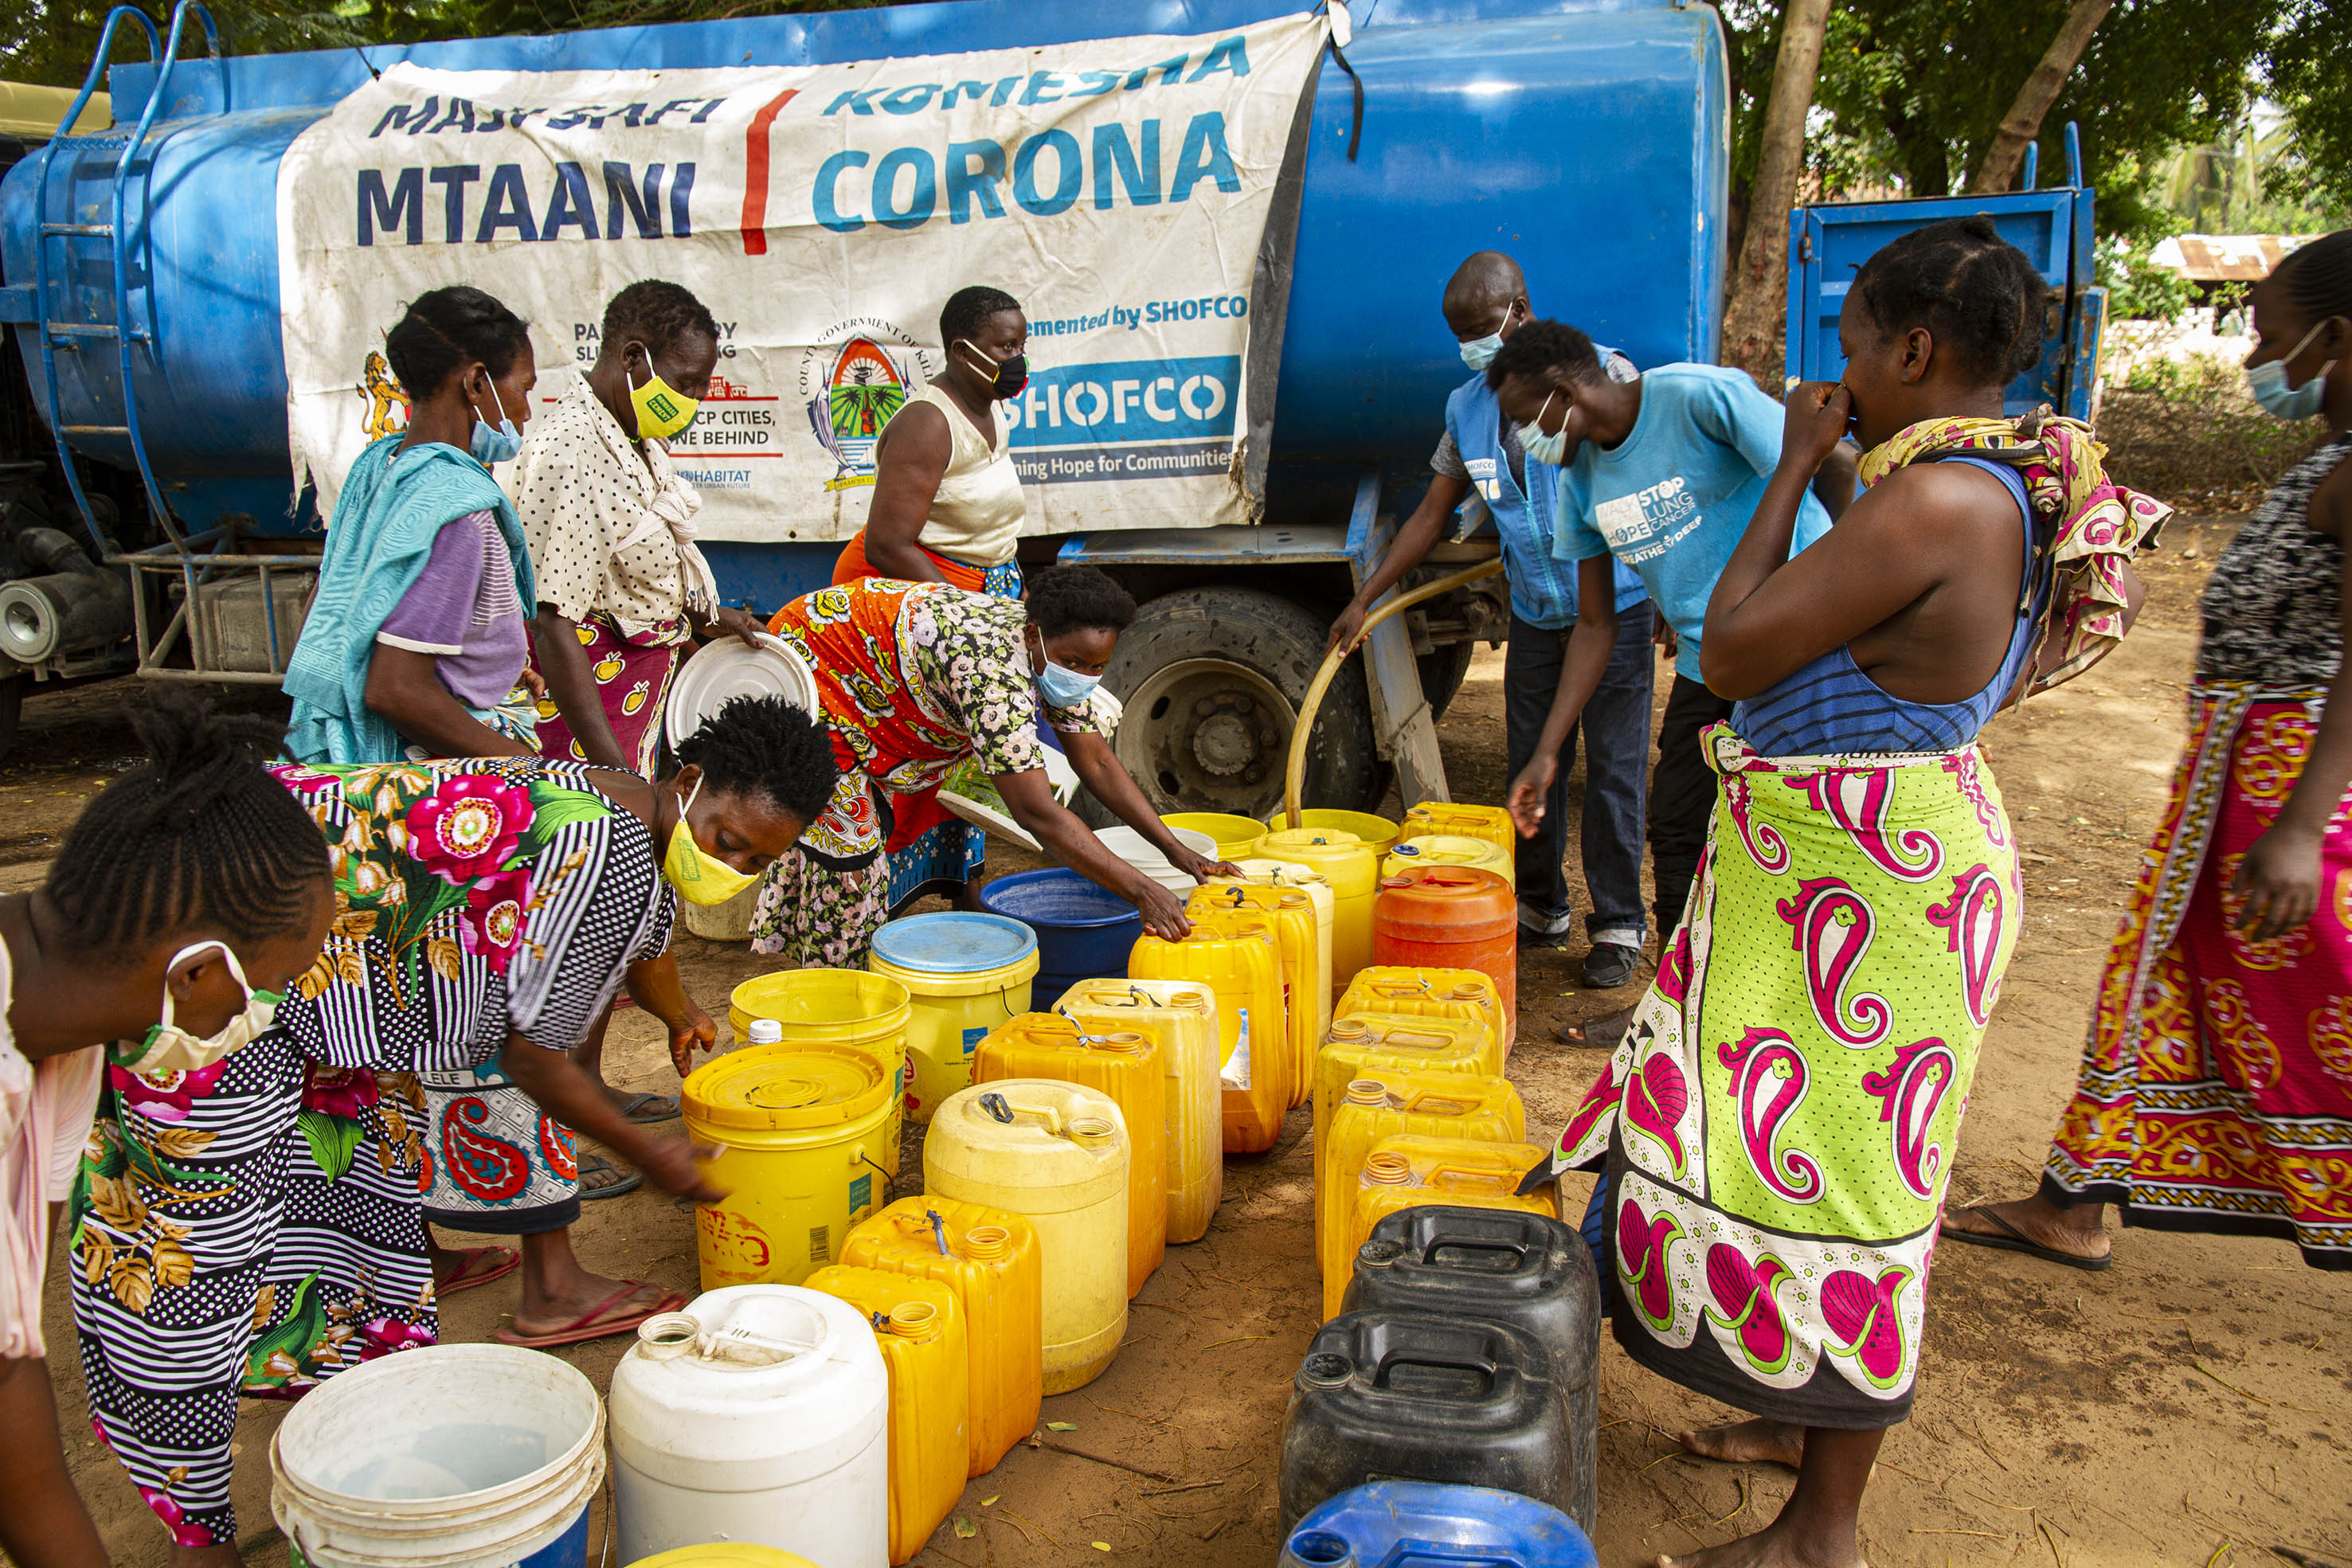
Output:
[1369,1347,1498,1394]
[925,1207,953,1255]
[1416,1230,1531,1270]
[1427,1162,1513,1189]
[977,1090,1062,1134]
[978,1091,1016,1124]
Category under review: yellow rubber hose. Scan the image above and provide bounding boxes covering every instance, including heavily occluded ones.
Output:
[1283,557,1505,827]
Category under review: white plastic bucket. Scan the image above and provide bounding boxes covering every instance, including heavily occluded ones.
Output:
[1091,825,1218,892]
[272,1344,606,1568]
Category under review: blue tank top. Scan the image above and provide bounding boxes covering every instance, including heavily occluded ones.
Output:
[1731,458,2048,757]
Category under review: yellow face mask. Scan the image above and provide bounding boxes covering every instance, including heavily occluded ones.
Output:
[628,350,699,440]
[663,776,757,905]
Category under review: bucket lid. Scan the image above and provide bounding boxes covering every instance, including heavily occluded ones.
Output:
[629,1550,823,1568]
[871,912,1038,976]
[663,633,818,752]
[686,1043,887,1131]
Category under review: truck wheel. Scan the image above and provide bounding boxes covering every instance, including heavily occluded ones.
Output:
[1093,586,1377,822]
[0,677,16,765]
[1419,642,1474,722]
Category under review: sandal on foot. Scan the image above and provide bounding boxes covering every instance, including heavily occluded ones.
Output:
[434,1245,519,1297]
[577,1152,645,1202]
[1556,1006,1636,1051]
[609,1091,680,1124]
[495,1283,685,1348]
[1943,1204,2112,1271]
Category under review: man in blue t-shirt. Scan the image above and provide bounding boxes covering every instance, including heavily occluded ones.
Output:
[1329,252,1657,988]
[1485,320,1857,939]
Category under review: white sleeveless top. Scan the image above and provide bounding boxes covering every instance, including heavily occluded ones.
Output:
[888,384,1026,569]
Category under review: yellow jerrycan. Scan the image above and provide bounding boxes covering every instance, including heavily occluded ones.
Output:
[1401,801,1518,854]
[1313,1013,1500,1155]
[1160,811,1266,862]
[973,1015,1166,1298]
[727,968,914,1168]
[1336,968,1511,1059]
[925,1081,1129,1394]
[866,912,1039,1126]
[1383,835,1516,890]
[802,1266,969,1565]
[1266,807,1400,859]
[1055,979,1223,1243]
[1315,1073,1527,1300]
[1187,886,1322,1109]
[839,1195,1041,1477]
[1335,1136,1558,1319]
[682,1043,898,1289]
[1258,828,1379,994]
[1129,924,1287,1153]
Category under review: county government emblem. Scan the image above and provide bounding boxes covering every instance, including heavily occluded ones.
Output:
[799,320,935,492]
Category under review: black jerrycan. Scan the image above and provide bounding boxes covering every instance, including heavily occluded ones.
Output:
[1277,1310,1571,1533]
[1340,1205,1600,1531]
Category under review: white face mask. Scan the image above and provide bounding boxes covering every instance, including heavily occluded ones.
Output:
[1518,388,1570,466]
[1458,300,1520,371]
[112,942,282,1077]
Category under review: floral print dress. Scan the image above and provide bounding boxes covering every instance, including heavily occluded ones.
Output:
[72,757,674,1549]
[751,579,1106,966]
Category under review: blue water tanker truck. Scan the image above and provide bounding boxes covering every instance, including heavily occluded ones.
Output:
[0,0,2099,809]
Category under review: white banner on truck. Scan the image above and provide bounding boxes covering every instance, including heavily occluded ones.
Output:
[276,14,1326,544]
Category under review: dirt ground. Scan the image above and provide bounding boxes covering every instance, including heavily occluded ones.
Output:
[14,511,2352,1567]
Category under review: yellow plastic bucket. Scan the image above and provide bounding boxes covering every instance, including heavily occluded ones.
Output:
[1266,808,1399,859]
[1163,812,1267,862]
[728,969,913,1164]
[683,1042,896,1290]
[867,913,1039,1127]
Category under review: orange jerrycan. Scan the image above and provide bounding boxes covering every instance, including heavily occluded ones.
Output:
[925,1081,1130,1393]
[1313,1013,1499,1155]
[1130,925,1287,1153]
[1401,801,1518,854]
[1336,967,1509,1049]
[1055,979,1223,1243]
[1335,1136,1557,1319]
[1315,1074,1526,1303]
[1373,866,1518,1049]
[803,1266,969,1564]
[1188,886,1322,1109]
[973,1014,1166,1297]
[839,1195,1042,1476]
[1258,828,1380,994]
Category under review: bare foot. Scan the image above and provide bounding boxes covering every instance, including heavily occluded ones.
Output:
[1658,1515,1869,1567]
[1941,1195,2111,1263]
[1676,1417,1806,1469]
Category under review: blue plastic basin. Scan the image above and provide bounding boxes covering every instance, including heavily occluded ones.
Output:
[976,870,1140,1009]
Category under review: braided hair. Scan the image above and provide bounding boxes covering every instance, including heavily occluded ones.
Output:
[1851,216,2045,387]
[1025,565,1137,639]
[2276,229,2352,323]
[672,694,840,823]
[384,285,532,400]
[602,280,719,356]
[45,691,330,960]
[1485,319,1606,391]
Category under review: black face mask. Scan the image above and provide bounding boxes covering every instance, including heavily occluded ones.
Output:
[959,339,1029,401]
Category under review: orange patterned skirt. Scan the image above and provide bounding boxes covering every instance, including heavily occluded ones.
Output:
[2046,685,2352,1268]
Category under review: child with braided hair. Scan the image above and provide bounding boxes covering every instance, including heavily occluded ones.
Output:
[2,690,333,1568]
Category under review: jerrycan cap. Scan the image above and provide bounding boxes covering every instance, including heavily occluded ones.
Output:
[1344,1079,1389,1106]
[686,1043,887,1132]
[1356,1239,1403,1269]
[1329,1019,1370,1042]
[746,1019,784,1046]
[1390,843,1423,858]
[1300,1351,1355,1389]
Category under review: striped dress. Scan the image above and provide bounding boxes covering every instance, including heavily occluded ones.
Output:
[71,758,674,1549]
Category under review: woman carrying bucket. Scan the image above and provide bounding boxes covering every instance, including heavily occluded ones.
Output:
[1,693,332,1568]
[750,565,1235,966]
[74,695,839,1562]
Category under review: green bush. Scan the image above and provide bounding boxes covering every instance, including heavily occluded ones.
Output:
[2097,237,2198,323]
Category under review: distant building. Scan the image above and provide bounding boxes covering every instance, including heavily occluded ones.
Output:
[2147,233,2318,283]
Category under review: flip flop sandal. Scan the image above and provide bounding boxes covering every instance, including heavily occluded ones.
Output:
[577,1152,646,1202]
[435,1245,519,1297]
[495,1284,687,1349]
[1943,1204,2113,1272]
[611,1091,681,1124]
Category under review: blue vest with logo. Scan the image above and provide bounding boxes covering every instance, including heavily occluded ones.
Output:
[1445,371,1646,630]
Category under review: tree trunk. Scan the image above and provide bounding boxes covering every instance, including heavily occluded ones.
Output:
[1720,0,1835,386]
[1967,0,2114,194]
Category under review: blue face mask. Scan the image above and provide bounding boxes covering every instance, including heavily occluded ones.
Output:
[1030,632,1102,707]
[2247,319,2338,420]
[1457,301,1520,371]
[1518,388,1569,466]
[468,382,523,466]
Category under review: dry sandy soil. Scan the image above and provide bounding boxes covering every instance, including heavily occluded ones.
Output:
[11,511,2350,1568]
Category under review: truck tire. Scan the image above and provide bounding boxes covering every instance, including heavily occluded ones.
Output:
[1419,641,1474,722]
[1090,585,1378,822]
[0,677,17,766]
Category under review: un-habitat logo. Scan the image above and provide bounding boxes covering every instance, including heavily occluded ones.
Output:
[796,319,937,491]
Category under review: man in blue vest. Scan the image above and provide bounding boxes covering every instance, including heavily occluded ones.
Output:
[1329,251,1657,991]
